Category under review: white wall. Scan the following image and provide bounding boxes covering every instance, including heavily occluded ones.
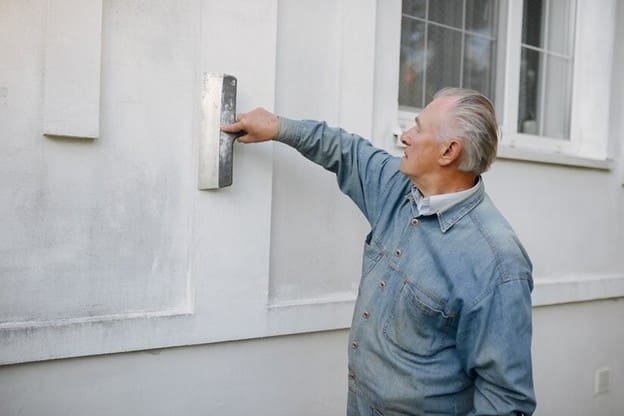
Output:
[1,300,623,416]
[1,0,623,414]
[0,331,350,416]
[532,299,624,415]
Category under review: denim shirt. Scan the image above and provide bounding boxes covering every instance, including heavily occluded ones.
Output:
[277,119,536,416]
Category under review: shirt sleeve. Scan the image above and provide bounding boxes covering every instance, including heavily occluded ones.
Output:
[276,117,406,226]
[457,278,537,416]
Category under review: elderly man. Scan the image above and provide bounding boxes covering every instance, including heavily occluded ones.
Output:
[223,88,536,416]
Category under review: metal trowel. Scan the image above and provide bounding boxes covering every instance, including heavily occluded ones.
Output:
[198,73,238,189]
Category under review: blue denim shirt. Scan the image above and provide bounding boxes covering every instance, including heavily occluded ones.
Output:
[277,119,536,416]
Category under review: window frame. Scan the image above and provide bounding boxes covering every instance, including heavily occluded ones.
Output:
[501,0,579,155]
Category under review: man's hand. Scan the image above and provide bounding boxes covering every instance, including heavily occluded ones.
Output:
[221,107,280,143]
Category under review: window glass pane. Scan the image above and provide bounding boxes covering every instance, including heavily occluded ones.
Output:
[518,0,575,138]
[425,25,461,104]
[518,48,542,135]
[466,0,496,36]
[399,17,426,109]
[429,0,462,29]
[402,0,426,19]
[398,0,499,110]
[543,55,571,138]
[463,35,494,97]
[522,0,544,48]
[548,0,573,55]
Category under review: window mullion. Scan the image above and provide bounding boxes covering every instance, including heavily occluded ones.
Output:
[422,0,429,108]
[502,0,523,140]
[538,0,551,136]
[519,43,571,60]
[566,0,579,153]
[459,0,466,88]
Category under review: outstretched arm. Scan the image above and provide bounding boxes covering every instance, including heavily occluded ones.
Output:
[223,108,406,225]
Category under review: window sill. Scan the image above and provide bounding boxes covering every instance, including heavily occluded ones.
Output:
[497,145,613,170]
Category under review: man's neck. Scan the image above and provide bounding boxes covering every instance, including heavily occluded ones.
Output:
[412,172,478,197]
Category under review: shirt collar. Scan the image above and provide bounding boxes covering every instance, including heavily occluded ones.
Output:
[409,177,485,233]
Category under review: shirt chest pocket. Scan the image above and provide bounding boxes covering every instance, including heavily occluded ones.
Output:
[382,280,456,356]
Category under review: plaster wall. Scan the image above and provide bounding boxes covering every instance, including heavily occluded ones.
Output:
[1,299,623,415]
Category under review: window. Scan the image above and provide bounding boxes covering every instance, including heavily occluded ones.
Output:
[395,0,615,165]
[399,0,499,111]
[517,0,576,139]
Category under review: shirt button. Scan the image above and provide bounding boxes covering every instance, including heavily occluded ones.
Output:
[410,217,419,226]
[394,249,401,257]
[362,311,370,319]
[379,280,386,288]
[352,341,359,349]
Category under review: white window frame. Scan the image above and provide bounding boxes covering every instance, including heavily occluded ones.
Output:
[507,0,576,143]
[502,0,577,153]
[499,0,616,169]
[392,0,617,169]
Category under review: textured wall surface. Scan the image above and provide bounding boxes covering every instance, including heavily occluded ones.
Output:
[0,0,623,414]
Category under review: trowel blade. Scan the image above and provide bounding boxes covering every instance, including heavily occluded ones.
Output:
[198,73,237,189]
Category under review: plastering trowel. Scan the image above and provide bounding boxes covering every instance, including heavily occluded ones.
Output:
[198,73,238,189]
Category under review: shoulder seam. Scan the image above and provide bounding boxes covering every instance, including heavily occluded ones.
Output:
[467,209,510,281]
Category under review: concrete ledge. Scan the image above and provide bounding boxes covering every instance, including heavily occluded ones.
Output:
[3,274,622,365]
[533,273,624,307]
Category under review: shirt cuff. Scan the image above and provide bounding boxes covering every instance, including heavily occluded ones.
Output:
[275,117,304,147]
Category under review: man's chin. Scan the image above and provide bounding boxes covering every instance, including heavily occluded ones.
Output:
[398,165,417,183]
[398,161,408,175]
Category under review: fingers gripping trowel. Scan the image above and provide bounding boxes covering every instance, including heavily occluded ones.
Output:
[198,73,237,189]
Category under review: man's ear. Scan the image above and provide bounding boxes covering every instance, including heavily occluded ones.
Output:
[439,140,462,167]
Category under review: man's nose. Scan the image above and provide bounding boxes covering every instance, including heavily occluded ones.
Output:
[400,133,410,146]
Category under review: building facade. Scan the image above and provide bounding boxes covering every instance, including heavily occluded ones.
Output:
[1,0,623,414]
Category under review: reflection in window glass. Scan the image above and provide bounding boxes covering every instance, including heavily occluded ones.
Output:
[522,0,544,48]
[464,34,495,96]
[518,49,541,135]
[547,0,573,55]
[428,0,463,28]
[466,0,496,36]
[518,0,575,139]
[426,25,462,103]
[399,18,426,109]
[543,55,572,138]
[398,0,498,111]
[402,0,426,19]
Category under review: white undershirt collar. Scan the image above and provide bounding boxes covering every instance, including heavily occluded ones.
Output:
[411,177,481,216]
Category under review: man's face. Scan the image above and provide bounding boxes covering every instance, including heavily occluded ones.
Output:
[399,96,456,183]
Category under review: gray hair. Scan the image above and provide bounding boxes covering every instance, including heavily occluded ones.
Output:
[433,88,498,175]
